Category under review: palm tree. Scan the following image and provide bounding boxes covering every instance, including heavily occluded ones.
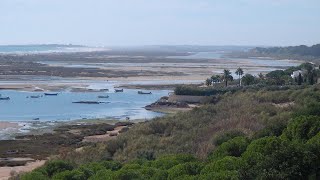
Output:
[235,67,244,86]
[223,69,233,87]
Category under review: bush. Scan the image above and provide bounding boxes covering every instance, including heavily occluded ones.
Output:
[167,162,204,180]
[253,119,287,139]
[294,102,320,117]
[113,169,143,180]
[213,130,245,146]
[88,170,114,180]
[21,171,49,180]
[306,132,320,177]
[282,116,320,142]
[101,160,122,171]
[174,85,241,96]
[52,170,87,180]
[199,171,239,180]
[242,74,256,86]
[201,156,243,174]
[151,154,196,170]
[241,137,311,179]
[208,137,249,161]
[45,160,74,177]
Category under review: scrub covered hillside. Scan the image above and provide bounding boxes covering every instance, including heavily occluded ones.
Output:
[18,83,320,180]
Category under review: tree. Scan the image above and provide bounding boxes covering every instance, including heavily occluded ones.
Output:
[297,73,303,85]
[208,137,249,161]
[235,67,244,86]
[258,73,264,79]
[211,75,221,84]
[205,78,212,86]
[241,137,312,179]
[282,116,320,142]
[241,74,255,86]
[222,69,233,87]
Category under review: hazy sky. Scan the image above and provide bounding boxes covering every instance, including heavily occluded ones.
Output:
[0,0,319,46]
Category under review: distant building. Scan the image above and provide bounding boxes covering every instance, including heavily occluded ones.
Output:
[291,70,304,79]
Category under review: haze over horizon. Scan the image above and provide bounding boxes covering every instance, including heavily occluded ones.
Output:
[0,0,319,47]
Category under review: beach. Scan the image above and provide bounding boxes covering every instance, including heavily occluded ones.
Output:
[0,122,20,130]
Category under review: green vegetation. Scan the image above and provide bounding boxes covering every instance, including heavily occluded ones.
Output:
[20,114,320,179]
[19,81,320,179]
[17,64,320,180]
[193,63,319,96]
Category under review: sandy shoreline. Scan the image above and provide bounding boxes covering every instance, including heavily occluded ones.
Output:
[0,160,46,180]
[0,122,20,131]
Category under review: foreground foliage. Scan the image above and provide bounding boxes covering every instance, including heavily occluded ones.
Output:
[20,114,320,179]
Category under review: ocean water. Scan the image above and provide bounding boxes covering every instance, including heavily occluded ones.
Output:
[168,52,225,59]
[0,89,169,121]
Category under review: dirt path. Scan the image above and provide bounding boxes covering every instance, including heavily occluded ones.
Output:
[0,160,46,180]
[82,126,126,143]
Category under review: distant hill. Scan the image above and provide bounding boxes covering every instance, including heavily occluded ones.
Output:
[251,44,320,58]
[227,44,320,63]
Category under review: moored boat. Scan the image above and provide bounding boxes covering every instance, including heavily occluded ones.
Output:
[44,93,59,96]
[115,89,124,93]
[29,95,42,98]
[98,95,109,98]
[0,97,10,100]
[138,91,152,94]
[73,101,108,104]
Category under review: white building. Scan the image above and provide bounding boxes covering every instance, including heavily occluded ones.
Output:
[291,70,304,79]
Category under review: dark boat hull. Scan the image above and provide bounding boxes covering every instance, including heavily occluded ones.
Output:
[44,93,58,96]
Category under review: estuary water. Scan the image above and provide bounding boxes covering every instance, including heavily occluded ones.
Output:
[0,89,169,122]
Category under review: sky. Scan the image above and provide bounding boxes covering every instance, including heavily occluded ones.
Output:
[0,0,319,46]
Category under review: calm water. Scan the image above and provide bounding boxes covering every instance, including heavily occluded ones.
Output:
[0,89,169,121]
[170,52,302,68]
[169,52,225,59]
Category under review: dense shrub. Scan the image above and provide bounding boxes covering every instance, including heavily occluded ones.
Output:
[174,85,241,96]
[213,130,245,146]
[201,156,243,174]
[208,137,249,161]
[88,170,113,180]
[306,132,320,177]
[282,116,320,142]
[241,137,312,179]
[45,160,74,177]
[199,171,239,180]
[21,171,49,180]
[253,119,287,139]
[100,160,122,171]
[113,169,143,180]
[151,154,196,170]
[167,162,204,179]
[52,170,87,180]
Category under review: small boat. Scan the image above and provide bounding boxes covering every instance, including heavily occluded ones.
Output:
[115,89,124,93]
[44,93,59,96]
[138,91,152,95]
[33,118,40,120]
[98,95,109,98]
[73,101,108,104]
[30,95,42,98]
[100,89,109,92]
[0,97,10,100]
